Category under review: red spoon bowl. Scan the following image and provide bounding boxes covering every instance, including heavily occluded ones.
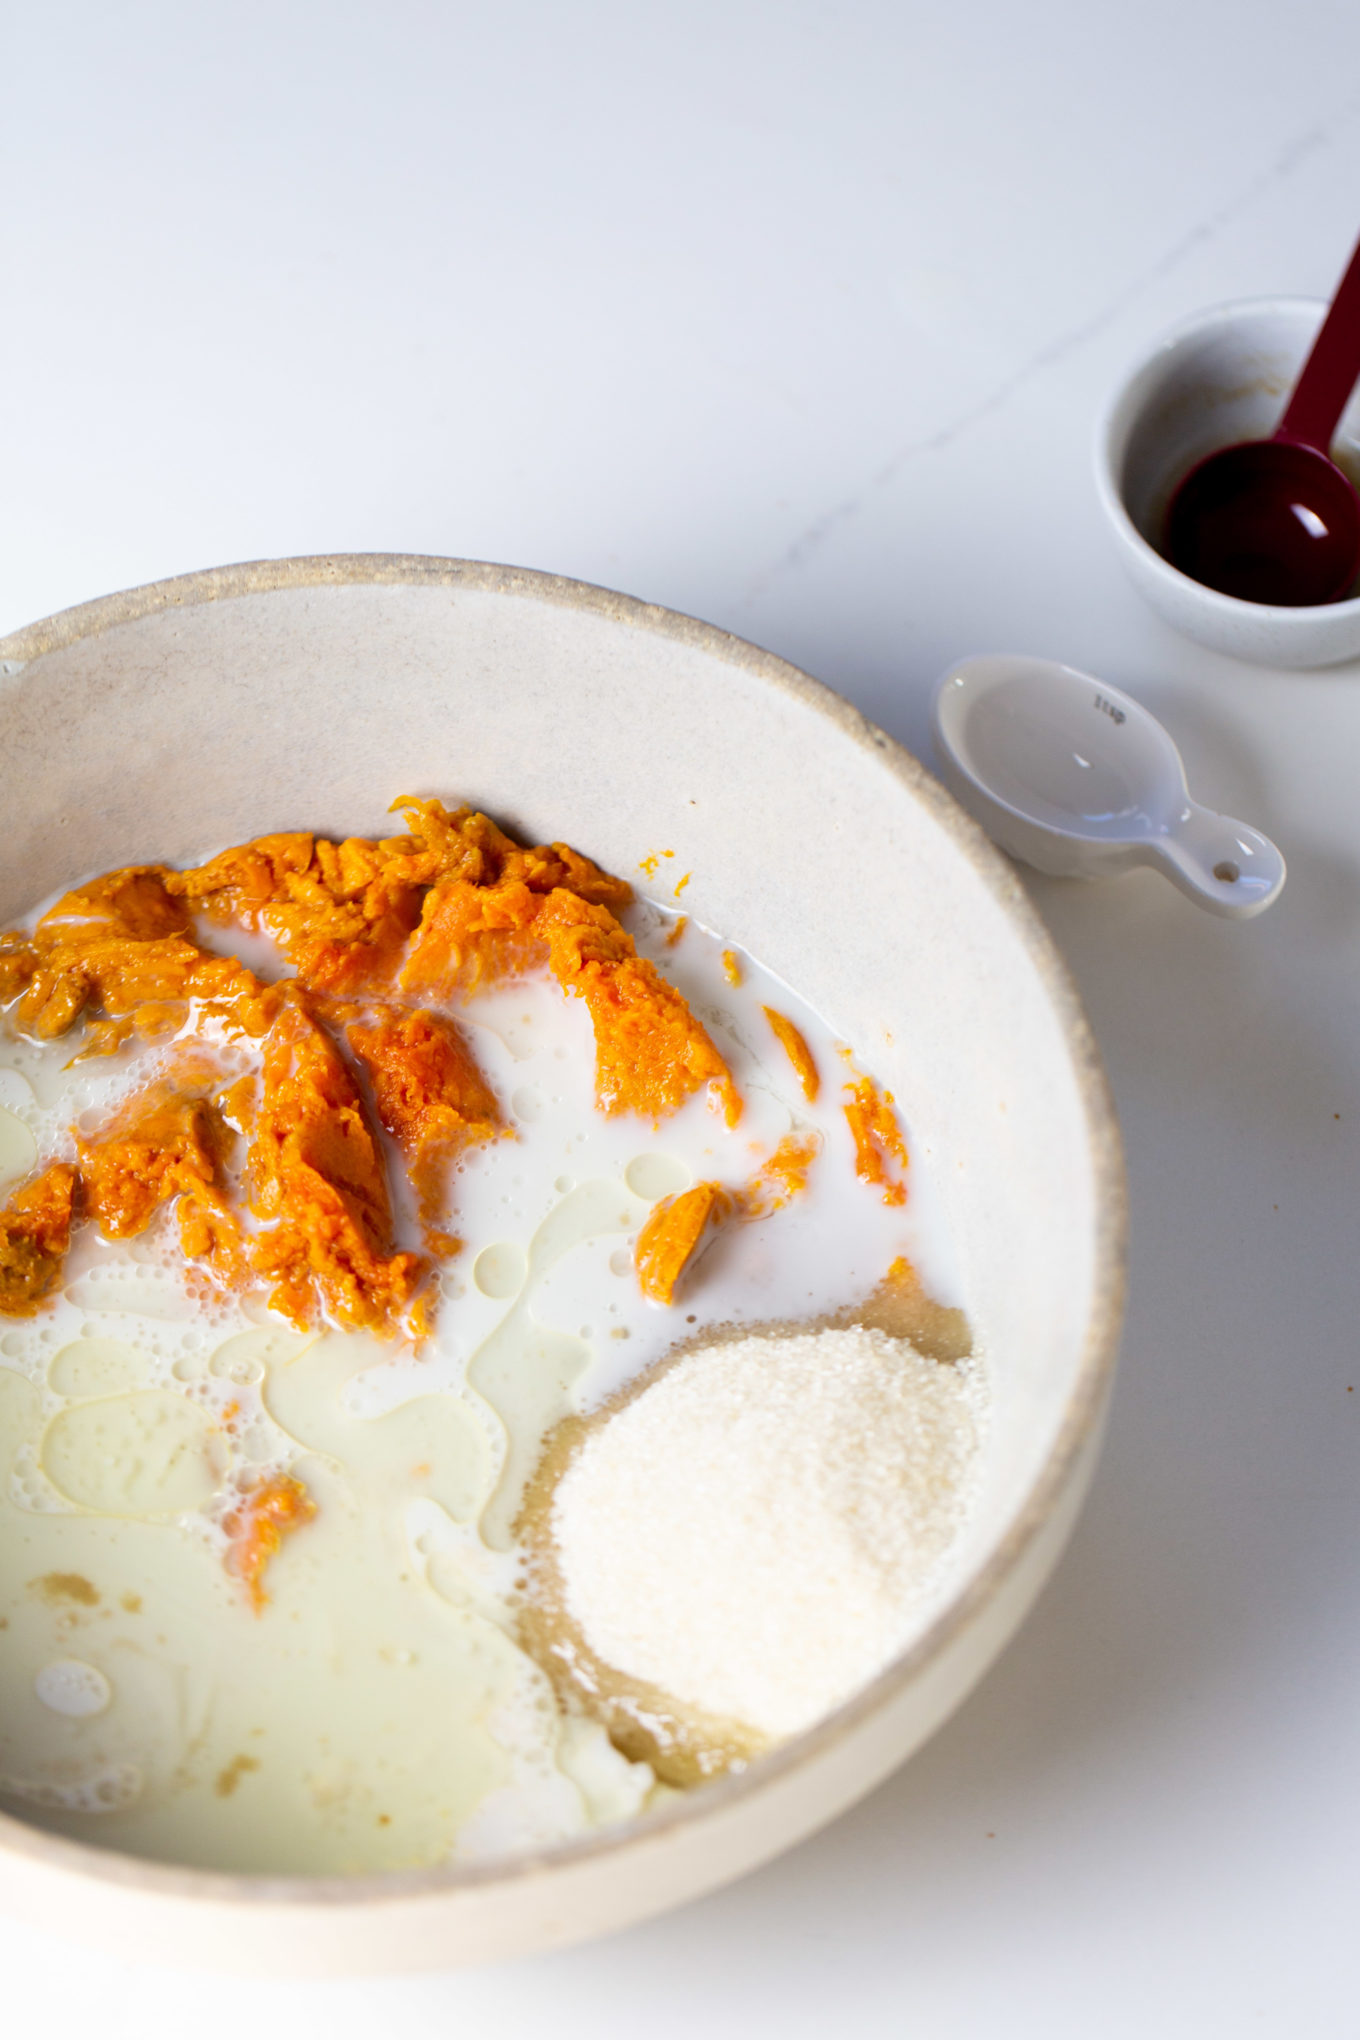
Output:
[1163,437,1360,607]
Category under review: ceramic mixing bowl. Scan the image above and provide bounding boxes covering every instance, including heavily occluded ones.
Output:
[0,557,1125,1973]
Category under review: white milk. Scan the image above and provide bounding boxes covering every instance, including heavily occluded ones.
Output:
[0,884,964,1873]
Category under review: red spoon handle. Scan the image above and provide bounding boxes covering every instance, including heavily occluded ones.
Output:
[1277,231,1360,454]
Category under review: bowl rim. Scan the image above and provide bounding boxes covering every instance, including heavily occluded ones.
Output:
[1092,292,1360,627]
[0,553,1128,1912]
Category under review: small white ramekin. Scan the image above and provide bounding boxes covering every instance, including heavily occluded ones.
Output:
[1095,297,1360,669]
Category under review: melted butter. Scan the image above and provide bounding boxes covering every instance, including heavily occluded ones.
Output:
[41,1392,228,1516]
[0,1354,594,1871]
[49,1337,152,1400]
[624,1153,691,1201]
[0,1103,37,1193]
[209,1325,308,1382]
[61,1268,197,1322]
[473,1242,527,1300]
[34,1659,111,1717]
[468,1180,639,1550]
[263,1332,491,1526]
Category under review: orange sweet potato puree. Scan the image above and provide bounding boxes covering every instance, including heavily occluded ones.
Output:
[78,1063,249,1289]
[246,1002,424,1334]
[633,1132,822,1304]
[401,865,739,1125]
[762,1007,820,1103]
[0,799,741,1337]
[842,1069,909,1206]
[745,1130,821,1215]
[635,1181,734,1305]
[0,1163,78,1317]
[4,867,277,1045]
[223,1472,317,1611]
[343,1004,504,1241]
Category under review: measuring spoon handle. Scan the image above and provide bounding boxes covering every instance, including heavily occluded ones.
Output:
[1146,801,1286,921]
[1277,229,1360,455]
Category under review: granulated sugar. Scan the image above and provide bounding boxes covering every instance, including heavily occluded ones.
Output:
[552,1328,988,1739]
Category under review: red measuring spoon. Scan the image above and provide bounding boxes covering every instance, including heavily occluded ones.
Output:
[1164,232,1360,606]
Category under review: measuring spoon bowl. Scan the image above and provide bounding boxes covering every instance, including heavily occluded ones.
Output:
[932,655,1286,919]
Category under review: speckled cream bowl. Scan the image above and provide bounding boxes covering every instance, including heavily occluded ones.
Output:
[0,557,1125,1975]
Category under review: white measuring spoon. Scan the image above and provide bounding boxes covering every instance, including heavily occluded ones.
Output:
[931,655,1286,919]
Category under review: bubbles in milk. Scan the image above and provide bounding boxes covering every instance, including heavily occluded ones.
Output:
[41,1392,228,1517]
[10,1442,73,1515]
[1,1763,143,1815]
[473,1242,527,1300]
[49,1337,150,1399]
[34,1659,112,1717]
[623,1153,690,1202]
[0,1102,37,1192]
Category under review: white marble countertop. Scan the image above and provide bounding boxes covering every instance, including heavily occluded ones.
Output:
[3,3,1359,2031]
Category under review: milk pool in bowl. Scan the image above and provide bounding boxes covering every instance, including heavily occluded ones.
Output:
[0,863,974,1876]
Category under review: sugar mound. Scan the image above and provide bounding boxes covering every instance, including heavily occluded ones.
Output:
[552,1327,987,1740]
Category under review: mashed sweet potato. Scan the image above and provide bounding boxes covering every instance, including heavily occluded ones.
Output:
[842,1071,909,1206]
[763,1007,819,1103]
[403,876,740,1124]
[12,867,276,1042]
[633,1132,821,1304]
[223,1471,317,1611]
[247,1001,422,1333]
[0,1163,79,1316]
[78,1068,248,1288]
[343,1004,503,1231]
[0,797,742,1331]
[635,1181,733,1305]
